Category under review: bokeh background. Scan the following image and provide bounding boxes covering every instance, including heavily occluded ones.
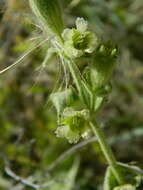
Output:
[0,0,143,189]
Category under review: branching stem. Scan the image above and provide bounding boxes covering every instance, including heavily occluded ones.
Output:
[66,57,125,185]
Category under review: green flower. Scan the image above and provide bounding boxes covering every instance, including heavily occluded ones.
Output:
[62,18,97,58]
[55,107,90,143]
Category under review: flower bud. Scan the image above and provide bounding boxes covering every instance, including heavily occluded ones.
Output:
[29,0,64,36]
[91,42,118,89]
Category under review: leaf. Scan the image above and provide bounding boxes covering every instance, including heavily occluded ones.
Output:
[29,0,64,36]
[104,163,143,190]
[0,174,12,189]
[113,184,136,190]
[94,96,104,112]
[0,0,6,22]
[103,166,118,190]
[49,158,79,190]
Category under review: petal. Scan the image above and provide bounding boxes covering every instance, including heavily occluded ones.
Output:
[62,28,73,41]
[76,17,88,32]
[55,125,69,138]
[85,33,98,53]
[64,43,83,58]
[55,124,80,144]
[81,130,90,139]
[85,47,95,53]
[67,130,80,144]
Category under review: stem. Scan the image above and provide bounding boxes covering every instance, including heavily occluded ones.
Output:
[66,59,83,98]
[65,58,93,108]
[65,58,87,105]
[65,57,125,185]
[90,121,125,185]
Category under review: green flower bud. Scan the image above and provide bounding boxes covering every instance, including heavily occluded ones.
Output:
[29,0,64,36]
[55,107,90,143]
[62,18,98,58]
[91,42,118,89]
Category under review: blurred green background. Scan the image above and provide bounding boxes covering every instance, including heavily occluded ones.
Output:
[0,0,143,189]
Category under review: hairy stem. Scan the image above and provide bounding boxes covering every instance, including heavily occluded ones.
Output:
[65,58,93,108]
[90,121,125,185]
[66,57,125,185]
[66,58,86,104]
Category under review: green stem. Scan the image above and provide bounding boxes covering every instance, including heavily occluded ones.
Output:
[65,57,125,185]
[90,121,125,185]
[66,58,87,104]
[65,58,94,108]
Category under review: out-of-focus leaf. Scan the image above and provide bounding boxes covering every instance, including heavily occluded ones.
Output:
[49,158,79,190]
[104,164,143,190]
[0,174,12,189]
[0,0,6,22]
[103,166,118,190]
[113,184,135,190]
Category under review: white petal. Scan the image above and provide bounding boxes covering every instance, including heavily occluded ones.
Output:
[55,125,69,138]
[64,44,83,58]
[62,28,72,40]
[76,17,88,32]
[81,130,90,139]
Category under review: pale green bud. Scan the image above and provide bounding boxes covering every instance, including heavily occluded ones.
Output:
[29,0,64,36]
[91,43,118,89]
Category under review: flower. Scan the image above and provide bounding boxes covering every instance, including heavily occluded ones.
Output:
[55,107,90,143]
[62,18,97,58]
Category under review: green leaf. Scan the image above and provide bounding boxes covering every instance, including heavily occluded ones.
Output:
[29,0,64,36]
[94,96,104,112]
[113,184,136,190]
[104,166,118,190]
[104,163,143,190]
[49,158,79,190]
[0,0,6,22]
[0,173,12,189]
